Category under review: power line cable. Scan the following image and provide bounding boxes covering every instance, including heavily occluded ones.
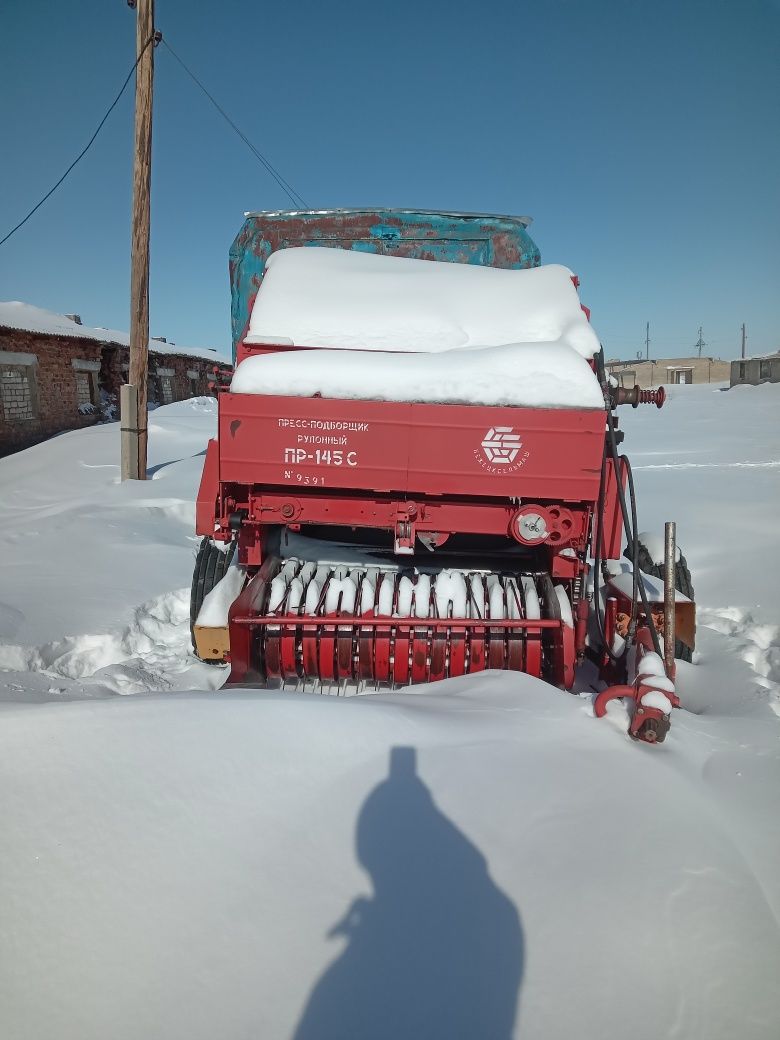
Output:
[0,34,157,249]
[161,38,308,209]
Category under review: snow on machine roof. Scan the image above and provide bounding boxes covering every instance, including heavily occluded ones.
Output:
[235,248,604,409]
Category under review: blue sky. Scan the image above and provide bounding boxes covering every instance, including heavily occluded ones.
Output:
[1,0,778,361]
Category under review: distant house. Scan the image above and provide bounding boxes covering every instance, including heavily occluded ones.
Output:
[0,302,232,457]
[729,352,780,387]
[605,356,730,388]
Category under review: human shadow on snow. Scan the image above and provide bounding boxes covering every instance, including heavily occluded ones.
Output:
[292,746,523,1040]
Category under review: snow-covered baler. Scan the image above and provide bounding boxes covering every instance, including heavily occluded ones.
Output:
[193,209,689,743]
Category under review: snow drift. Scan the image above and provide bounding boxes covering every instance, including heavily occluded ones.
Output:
[2,678,780,1040]
[2,384,780,1039]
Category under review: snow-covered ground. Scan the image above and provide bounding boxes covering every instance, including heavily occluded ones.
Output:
[1,383,779,1039]
[0,397,223,699]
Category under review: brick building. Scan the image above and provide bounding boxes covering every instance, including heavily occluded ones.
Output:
[0,302,232,457]
[605,355,730,388]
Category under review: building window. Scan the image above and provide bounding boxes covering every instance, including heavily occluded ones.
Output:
[759,359,771,380]
[738,362,746,380]
[154,367,176,405]
[187,369,201,397]
[71,358,101,413]
[1,365,37,421]
[75,370,96,407]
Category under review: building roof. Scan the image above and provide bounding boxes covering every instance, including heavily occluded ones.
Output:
[606,356,723,366]
[0,301,230,365]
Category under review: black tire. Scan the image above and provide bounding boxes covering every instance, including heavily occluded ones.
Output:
[190,537,237,658]
[634,540,694,662]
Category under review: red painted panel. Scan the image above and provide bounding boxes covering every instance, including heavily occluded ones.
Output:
[597,456,626,560]
[195,438,220,536]
[219,394,605,502]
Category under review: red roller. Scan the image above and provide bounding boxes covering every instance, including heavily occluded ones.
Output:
[411,629,428,684]
[393,629,411,685]
[318,623,336,683]
[230,564,576,690]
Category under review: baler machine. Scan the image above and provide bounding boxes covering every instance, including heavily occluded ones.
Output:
[193,210,693,744]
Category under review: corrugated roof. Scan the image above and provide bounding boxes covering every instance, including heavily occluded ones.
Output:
[0,301,230,365]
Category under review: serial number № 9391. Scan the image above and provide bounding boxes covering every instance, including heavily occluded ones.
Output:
[284,448,358,466]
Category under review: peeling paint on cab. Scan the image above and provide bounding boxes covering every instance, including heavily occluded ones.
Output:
[228,209,541,360]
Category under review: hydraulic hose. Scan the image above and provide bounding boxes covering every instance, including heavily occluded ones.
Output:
[604,415,664,659]
[622,453,663,658]
[593,441,622,662]
[626,452,640,631]
[595,349,664,662]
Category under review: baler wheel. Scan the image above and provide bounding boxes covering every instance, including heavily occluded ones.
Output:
[190,537,236,659]
[635,539,694,662]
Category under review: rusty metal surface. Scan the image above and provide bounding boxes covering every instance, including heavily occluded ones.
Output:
[228,209,541,359]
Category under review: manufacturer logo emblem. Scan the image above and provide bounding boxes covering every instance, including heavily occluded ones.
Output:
[480,426,522,465]
[475,426,530,474]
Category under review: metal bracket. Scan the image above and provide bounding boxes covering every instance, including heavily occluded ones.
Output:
[394,519,415,555]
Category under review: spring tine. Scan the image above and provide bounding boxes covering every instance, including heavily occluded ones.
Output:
[487,581,506,670]
[465,573,482,621]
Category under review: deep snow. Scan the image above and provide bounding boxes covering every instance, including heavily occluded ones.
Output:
[0,397,223,697]
[1,383,779,1039]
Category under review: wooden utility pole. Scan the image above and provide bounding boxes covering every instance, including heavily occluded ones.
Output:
[645,321,650,361]
[741,323,747,359]
[123,0,156,480]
